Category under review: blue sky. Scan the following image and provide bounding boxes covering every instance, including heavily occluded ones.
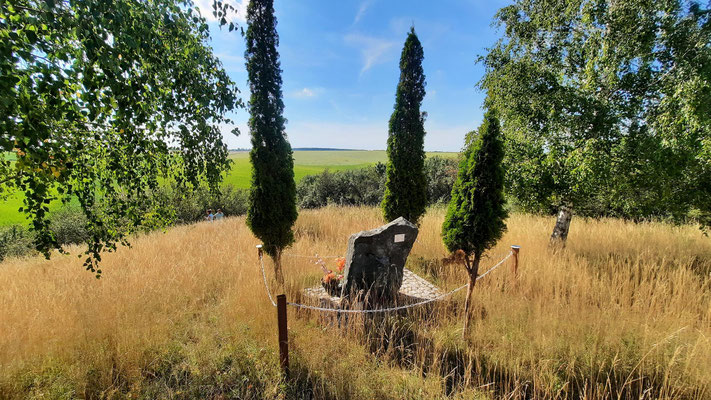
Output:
[195,0,510,151]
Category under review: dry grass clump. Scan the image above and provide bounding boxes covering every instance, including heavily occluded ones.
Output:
[0,206,709,399]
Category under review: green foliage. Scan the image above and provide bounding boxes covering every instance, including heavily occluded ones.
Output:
[296,157,459,209]
[297,164,386,208]
[382,27,428,224]
[0,0,241,274]
[0,210,91,262]
[244,0,297,257]
[0,151,458,227]
[168,185,248,224]
[0,186,249,262]
[442,111,508,257]
[0,225,35,261]
[220,151,378,189]
[424,156,459,205]
[480,0,711,227]
[49,207,90,246]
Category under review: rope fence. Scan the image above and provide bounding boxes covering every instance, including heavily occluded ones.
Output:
[259,246,277,307]
[283,253,343,259]
[258,248,514,314]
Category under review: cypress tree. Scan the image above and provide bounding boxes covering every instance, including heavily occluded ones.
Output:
[442,110,508,337]
[382,27,428,224]
[245,0,297,284]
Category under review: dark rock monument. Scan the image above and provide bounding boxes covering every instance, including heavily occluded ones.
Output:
[302,218,443,319]
[340,217,418,301]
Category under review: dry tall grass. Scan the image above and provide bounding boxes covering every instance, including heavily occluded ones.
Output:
[0,207,709,399]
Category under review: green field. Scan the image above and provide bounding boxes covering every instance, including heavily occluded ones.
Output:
[223,150,378,188]
[0,191,75,226]
[224,150,457,187]
[1,150,457,226]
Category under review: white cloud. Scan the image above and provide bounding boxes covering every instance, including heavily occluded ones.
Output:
[192,0,247,23]
[353,0,374,25]
[344,33,397,75]
[287,87,324,99]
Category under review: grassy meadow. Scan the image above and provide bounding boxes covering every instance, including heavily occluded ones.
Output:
[223,150,456,187]
[0,150,456,227]
[1,207,709,399]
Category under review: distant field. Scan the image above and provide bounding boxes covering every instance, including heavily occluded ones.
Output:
[0,150,457,226]
[0,191,75,226]
[0,195,29,226]
[223,151,376,188]
[225,150,457,188]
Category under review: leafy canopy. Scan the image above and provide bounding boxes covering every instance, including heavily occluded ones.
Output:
[244,0,297,257]
[382,27,428,224]
[480,0,711,225]
[442,111,507,257]
[0,0,241,274]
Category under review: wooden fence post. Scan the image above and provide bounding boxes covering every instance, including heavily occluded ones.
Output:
[511,245,520,278]
[276,294,289,378]
[256,244,263,260]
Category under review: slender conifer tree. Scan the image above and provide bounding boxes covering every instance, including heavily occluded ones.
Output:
[245,0,297,284]
[382,27,428,224]
[442,110,508,337]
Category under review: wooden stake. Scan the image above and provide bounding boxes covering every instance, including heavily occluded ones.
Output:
[511,245,520,278]
[276,294,289,378]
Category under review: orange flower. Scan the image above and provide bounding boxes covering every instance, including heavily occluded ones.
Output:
[323,272,336,283]
[336,257,346,272]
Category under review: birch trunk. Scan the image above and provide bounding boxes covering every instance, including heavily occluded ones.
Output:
[550,206,573,247]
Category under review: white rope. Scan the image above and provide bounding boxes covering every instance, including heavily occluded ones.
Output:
[283,253,343,259]
[287,252,512,313]
[475,252,512,281]
[286,283,469,313]
[258,255,277,307]
[258,251,513,314]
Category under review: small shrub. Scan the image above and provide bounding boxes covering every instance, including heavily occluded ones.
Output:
[0,225,36,261]
[424,156,458,205]
[297,159,458,210]
[297,164,386,209]
[49,207,89,245]
[167,185,249,224]
[215,185,249,217]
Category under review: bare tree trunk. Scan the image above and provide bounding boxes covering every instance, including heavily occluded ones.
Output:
[273,248,284,285]
[462,253,481,338]
[550,206,573,247]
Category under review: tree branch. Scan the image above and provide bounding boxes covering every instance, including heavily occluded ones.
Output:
[0,172,23,186]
